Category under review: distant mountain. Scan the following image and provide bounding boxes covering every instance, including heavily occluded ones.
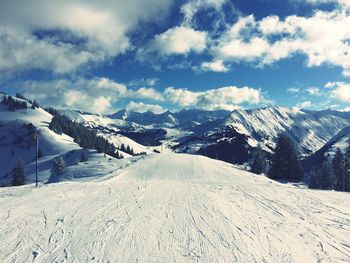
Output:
[303,125,350,172]
[174,106,350,163]
[108,108,230,128]
[59,106,350,165]
[4,94,349,177]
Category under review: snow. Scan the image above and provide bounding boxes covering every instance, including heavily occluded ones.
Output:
[58,109,156,155]
[224,106,350,155]
[1,153,349,262]
[101,133,152,155]
[0,98,79,180]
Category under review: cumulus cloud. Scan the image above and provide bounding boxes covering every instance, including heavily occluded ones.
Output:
[180,0,227,26]
[287,87,300,93]
[14,76,266,113]
[200,60,229,72]
[0,0,172,75]
[19,78,118,113]
[325,82,350,102]
[147,26,207,56]
[164,86,264,110]
[306,87,321,96]
[296,100,313,109]
[128,78,159,87]
[17,77,163,114]
[294,0,350,8]
[210,8,350,76]
[125,101,167,114]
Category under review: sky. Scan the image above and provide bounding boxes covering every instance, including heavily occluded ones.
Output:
[0,0,350,114]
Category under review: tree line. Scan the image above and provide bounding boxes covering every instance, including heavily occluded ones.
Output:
[1,93,39,111]
[46,107,123,159]
[249,133,350,192]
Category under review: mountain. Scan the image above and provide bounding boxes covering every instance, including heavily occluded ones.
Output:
[58,106,350,165]
[108,108,230,129]
[1,153,348,262]
[175,106,350,163]
[0,94,132,186]
[303,125,350,172]
[108,110,179,127]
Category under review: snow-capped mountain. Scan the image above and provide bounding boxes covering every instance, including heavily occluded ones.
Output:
[2,91,350,182]
[1,153,349,262]
[108,110,180,128]
[224,106,350,153]
[108,108,230,129]
[58,106,350,165]
[303,125,350,172]
[177,106,350,163]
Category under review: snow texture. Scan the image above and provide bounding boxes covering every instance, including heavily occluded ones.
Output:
[1,154,349,262]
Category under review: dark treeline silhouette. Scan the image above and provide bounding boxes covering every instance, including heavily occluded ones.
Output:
[269,133,304,181]
[46,107,122,159]
[1,93,39,111]
[309,147,350,192]
[1,95,27,111]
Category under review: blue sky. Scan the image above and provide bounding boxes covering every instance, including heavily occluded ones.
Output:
[0,0,349,113]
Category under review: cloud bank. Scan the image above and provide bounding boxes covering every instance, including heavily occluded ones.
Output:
[17,77,266,114]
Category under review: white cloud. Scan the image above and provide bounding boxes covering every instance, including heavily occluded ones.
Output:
[201,60,229,72]
[132,87,163,101]
[211,9,350,76]
[181,0,227,26]
[17,76,266,112]
[128,78,159,87]
[287,87,300,93]
[296,100,313,109]
[306,87,321,96]
[325,81,350,102]
[149,26,207,55]
[0,0,172,75]
[125,101,166,114]
[18,77,164,114]
[295,0,350,8]
[164,85,264,110]
[214,36,270,62]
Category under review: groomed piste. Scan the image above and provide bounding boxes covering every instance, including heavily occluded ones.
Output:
[0,154,349,262]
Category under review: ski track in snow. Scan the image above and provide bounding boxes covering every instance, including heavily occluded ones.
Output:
[0,154,349,262]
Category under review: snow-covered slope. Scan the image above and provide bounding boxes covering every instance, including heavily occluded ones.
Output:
[177,106,350,163]
[59,106,350,164]
[223,106,350,154]
[109,109,179,128]
[1,154,349,262]
[108,109,230,129]
[303,125,350,171]
[0,95,130,186]
[0,95,80,183]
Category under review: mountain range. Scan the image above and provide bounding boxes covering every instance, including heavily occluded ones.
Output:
[1,92,350,184]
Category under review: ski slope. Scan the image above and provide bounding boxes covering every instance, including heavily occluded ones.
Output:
[0,154,349,262]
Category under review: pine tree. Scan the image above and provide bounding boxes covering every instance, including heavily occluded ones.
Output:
[269,133,303,181]
[47,156,66,183]
[343,143,350,192]
[11,159,25,186]
[332,149,345,191]
[309,169,320,189]
[80,151,87,162]
[51,156,65,175]
[250,146,267,174]
[313,161,337,190]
